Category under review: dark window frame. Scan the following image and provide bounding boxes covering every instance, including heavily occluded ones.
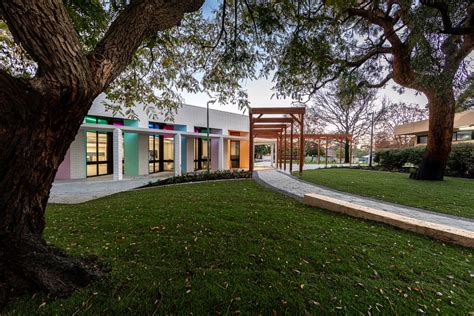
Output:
[86,131,113,177]
[148,121,175,173]
[194,138,211,170]
[417,135,428,144]
[230,140,240,168]
[455,130,473,141]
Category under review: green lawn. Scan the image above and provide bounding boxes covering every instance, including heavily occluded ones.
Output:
[5,180,473,314]
[297,168,474,219]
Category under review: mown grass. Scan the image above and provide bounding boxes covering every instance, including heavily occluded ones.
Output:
[297,168,474,219]
[5,180,474,315]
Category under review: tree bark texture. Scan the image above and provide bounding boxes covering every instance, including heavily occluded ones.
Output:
[414,90,456,180]
[343,137,351,163]
[0,0,204,304]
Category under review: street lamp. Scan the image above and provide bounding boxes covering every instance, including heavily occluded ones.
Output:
[206,100,216,174]
[369,111,375,167]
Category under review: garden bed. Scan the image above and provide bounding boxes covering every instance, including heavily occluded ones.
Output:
[141,169,252,187]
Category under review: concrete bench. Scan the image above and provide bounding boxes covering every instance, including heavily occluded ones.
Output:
[303,193,474,248]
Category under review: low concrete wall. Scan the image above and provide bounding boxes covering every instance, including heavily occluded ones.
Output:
[304,193,474,248]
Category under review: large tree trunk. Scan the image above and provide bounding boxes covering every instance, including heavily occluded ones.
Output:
[414,90,456,181]
[344,138,350,163]
[0,75,100,306]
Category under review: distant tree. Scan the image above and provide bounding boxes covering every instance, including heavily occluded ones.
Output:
[457,76,474,111]
[308,80,385,162]
[305,141,325,162]
[375,102,429,149]
[255,144,270,159]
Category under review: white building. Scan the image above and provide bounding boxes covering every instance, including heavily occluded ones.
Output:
[56,95,271,181]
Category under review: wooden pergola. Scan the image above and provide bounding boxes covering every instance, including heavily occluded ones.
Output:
[249,107,354,175]
[249,107,306,176]
[304,134,353,168]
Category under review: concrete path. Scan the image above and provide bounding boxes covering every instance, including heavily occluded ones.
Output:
[255,160,351,170]
[50,173,172,204]
[254,169,474,233]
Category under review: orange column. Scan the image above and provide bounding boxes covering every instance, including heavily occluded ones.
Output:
[279,133,282,169]
[249,112,253,172]
[325,137,328,168]
[349,137,353,166]
[339,139,343,164]
[289,122,294,174]
[284,128,287,171]
[317,138,321,164]
[299,114,304,176]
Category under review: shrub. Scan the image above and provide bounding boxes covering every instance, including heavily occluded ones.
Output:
[142,169,253,187]
[374,149,408,169]
[374,143,474,177]
[447,143,474,177]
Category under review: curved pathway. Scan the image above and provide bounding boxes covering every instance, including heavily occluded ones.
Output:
[254,169,474,233]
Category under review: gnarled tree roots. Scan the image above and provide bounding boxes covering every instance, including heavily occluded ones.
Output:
[0,235,103,309]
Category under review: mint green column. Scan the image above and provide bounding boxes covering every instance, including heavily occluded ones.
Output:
[124,119,140,176]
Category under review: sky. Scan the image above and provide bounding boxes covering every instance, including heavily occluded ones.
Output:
[181,76,429,115]
[183,0,429,116]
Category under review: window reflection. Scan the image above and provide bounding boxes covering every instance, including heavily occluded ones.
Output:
[86,131,112,177]
[148,135,173,173]
[194,138,211,170]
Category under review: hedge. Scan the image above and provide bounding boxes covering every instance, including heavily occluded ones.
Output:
[374,143,474,177]
[142,169,253,187]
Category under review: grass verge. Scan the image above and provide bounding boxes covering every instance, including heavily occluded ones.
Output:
[296,168,474,219]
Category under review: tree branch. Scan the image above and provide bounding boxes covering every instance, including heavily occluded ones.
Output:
[88,0,204,94]
[442,5,474,79]
[421,1,474,35]
[0,0,92,99]
[360,73,393,88]
[332,47,392,68]
[347,6,422,91]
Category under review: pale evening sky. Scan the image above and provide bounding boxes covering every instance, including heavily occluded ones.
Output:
[184,0,429,116]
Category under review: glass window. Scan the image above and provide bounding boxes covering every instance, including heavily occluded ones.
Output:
[148,137,154,160]
[231,141,240,157]
[194,138,211,170]
[86,131,97,162]
[457,131,473,141]
[417,135,428,144]
[85,116,98,124]
[97,133,108,161]
[194,138,199,161]
[202,140,209,159]
[86,131,112,177]
[98,163,108,175]
[148,135,173,173]
[148,136,160,161]
[163,138,174,160]
[148,135,161,173]
[230,141,240,168]
[87,164,97,177]
[163,162,174,171]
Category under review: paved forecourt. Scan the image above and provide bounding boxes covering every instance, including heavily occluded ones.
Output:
[254,169,474,247]
[50,173,172,204]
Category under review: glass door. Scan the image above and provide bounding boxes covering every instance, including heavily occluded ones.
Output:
[162,138,174,171]
[148,135,160,173]
[86,131,112,177]
[230,141,240,168]
[194,138,210,170]
[148,135,174,173]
